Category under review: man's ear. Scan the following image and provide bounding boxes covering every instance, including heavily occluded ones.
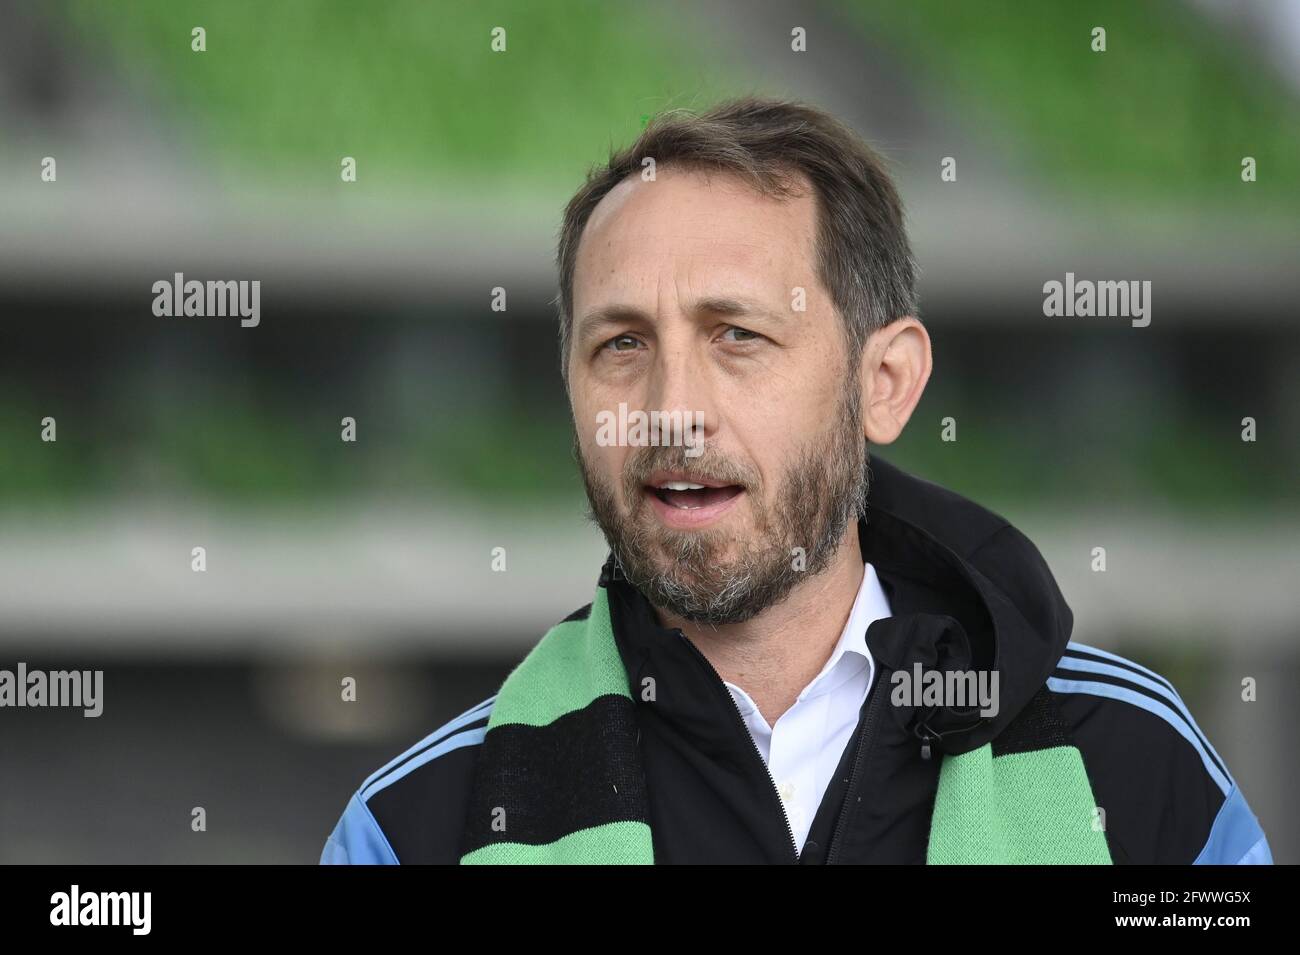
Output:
[858,317,932,445]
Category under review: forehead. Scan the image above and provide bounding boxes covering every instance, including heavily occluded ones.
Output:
[573,165,819,304]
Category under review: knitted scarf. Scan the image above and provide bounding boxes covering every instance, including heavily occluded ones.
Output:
[458,587,1110,864]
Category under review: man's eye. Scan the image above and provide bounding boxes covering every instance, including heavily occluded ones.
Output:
[721,326,760,343]
[605,334,642,352]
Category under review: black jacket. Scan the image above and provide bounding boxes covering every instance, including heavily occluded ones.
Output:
[322,456,1271,864]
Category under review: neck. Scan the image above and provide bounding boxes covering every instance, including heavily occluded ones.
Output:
[658,523,865,728]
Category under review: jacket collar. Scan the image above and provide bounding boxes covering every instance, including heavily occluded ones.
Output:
[598,452,1073,758]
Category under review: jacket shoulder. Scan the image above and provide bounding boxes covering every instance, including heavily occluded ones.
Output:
[867,455,1012,557]
[320,694,495,864]
[318,603,595,864]
[1048,642,1271,864]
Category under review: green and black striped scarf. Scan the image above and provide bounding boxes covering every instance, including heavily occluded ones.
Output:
[458,587,1110,864]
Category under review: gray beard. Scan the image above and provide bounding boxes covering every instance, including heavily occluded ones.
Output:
[577,388,868,626]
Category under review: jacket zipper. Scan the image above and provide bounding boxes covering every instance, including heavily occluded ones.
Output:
[825,673,885,864]
[675,630,801,864]
[914,713,985,760]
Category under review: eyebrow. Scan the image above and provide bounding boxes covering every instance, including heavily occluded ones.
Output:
[576,296,785,342]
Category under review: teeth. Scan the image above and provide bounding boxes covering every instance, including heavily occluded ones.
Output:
[659,481,706,491]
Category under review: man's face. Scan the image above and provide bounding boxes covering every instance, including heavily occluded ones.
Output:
[568,165,866,624]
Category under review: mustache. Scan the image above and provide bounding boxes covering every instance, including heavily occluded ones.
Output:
[621,443,761,502]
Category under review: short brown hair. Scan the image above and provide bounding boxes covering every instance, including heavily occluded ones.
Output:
[554,95,918,378]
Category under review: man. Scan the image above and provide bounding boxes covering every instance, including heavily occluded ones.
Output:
[322,96,1271,865]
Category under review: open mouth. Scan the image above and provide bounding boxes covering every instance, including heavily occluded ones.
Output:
[641,473,745,528]
[649,481,744,509]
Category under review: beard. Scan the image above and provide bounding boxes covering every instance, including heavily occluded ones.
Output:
[576,383,868,626]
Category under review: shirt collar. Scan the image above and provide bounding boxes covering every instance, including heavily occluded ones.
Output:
[795,560,888,702]
[723,561,890,716]
[601,548,892,722]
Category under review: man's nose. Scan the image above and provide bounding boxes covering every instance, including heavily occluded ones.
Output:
[644,342,715,451]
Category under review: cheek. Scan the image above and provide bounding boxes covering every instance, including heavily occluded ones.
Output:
[728,374,839,443]
[573,376,630,437]
[574,409,629,484]
[725,372,843,491]
[572,387,610,447]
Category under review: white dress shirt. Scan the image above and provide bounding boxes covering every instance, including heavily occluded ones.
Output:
[722,561,891,854]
